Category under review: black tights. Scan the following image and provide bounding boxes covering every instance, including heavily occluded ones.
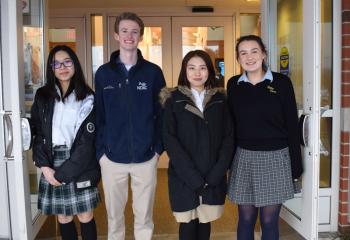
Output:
[179,219,211,240]
[237,204,282,240]
[59,218,97,240]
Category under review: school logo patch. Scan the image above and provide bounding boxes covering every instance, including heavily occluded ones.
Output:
[136,81,148,90]
[86,122,95,133]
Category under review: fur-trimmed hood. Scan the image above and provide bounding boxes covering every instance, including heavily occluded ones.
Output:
[159,85,226,107]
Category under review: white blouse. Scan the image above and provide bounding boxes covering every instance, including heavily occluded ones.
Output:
[191,88,206,113]
[52,91,81,148]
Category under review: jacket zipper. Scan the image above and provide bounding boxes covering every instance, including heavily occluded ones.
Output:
[125,78,135,162]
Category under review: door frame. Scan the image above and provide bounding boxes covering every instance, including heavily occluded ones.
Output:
[1,0,32,239]
[261,0,342,237]
[1,0,49,239]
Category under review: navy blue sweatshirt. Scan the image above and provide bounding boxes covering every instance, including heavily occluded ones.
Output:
[95,49,166,163]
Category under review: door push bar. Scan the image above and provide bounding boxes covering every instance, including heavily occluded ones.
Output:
[1,111,31,161]
[299,114,309,147]
[299,113,329,156]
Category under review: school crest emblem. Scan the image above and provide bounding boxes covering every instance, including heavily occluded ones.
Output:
[86,122,95,133]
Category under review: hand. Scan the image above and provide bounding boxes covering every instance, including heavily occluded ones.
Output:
[41,166,61,186]
[196,183,208,196]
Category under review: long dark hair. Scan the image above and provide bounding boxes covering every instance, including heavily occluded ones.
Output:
[236,35,268,72]
[44,45,93,101]
[177,50,218,89]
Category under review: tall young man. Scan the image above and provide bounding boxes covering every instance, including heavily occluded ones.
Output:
[95,12,166,240]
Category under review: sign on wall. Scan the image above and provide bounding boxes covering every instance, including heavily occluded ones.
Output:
[280,46,290,76]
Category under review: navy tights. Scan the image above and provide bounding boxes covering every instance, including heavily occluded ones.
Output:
[237,204,282,240]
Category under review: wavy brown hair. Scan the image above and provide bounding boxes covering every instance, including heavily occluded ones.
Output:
[114,12,144,36]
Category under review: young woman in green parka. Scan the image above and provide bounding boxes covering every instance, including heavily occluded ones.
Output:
[161,50,234,240]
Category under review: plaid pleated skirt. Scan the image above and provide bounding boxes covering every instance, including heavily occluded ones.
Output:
[228,147,294,207]
[38,146,100,215]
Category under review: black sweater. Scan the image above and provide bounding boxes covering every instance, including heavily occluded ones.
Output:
[227,72,303,179]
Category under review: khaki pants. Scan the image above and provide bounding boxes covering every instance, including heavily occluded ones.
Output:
[100,154,158,240]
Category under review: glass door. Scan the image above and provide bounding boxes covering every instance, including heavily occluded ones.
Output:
[48,17,88,84]
[1,0,46,239]
[0,0,11,238]
[1,0,48,238]
[171,17,234,88]
[263,0,321,238]
[23,0,47,237]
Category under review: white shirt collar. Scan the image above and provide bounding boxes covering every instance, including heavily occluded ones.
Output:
[238,68,273,84]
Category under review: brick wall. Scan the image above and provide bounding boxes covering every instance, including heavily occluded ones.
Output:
[339,132,350,232]
[339,0,350,233]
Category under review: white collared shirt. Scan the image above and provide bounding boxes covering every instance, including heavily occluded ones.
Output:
[238,68,274,84]
[52,91,82,148]
[191,88,206,112]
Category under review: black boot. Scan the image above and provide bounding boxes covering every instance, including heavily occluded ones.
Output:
[80,218,97,240]
[59,220,78,240]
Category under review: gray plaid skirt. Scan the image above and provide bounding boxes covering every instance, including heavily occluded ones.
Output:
[38,146,100,215]
[228,147,294,207]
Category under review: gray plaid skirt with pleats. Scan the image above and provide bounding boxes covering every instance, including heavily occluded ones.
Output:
[37,146,100,215]
[228,147,294,207]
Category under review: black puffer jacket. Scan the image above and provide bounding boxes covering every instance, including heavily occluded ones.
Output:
[161,86,234,212]
[30,87,100,189]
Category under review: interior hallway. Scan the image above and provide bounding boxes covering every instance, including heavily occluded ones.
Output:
[36,169,311,239]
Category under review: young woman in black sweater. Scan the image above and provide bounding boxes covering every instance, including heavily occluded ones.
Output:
[227,35,303,239]
[161,50,234,240]
[31,45,100,240]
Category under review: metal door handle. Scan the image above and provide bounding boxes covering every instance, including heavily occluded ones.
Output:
[320,139,329,156]
[299,114,309,147]
[21,117,31,151]
[3,112,13,158]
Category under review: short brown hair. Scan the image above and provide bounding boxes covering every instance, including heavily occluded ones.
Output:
[114,12,144,36]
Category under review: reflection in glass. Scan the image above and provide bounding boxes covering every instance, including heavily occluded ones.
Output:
[91,15,104,82]
[319,0,333,188]
[277,0,303,220]
[49,28,77,51]
[277,0,303,109]
[23,0,45,221]
[320,117,332,188]
[240,13,261,37]
[181,26,225,87]
[139,27,162,68]
[321,0,332,108]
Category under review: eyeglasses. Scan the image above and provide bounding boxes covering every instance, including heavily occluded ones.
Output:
[51,59,73,69]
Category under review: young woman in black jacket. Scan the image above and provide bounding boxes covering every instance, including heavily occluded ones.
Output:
[31,45,100,240]
[161,50,234,240]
